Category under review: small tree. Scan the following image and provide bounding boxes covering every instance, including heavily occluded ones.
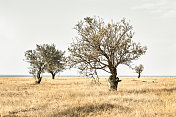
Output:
[25,44,65,83]
[68,16,147,91]
[135,64,144,78]
[25,48,45,84]
[38,44,65,79]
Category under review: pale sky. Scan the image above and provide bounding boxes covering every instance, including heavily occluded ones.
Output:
[0,0,176,76]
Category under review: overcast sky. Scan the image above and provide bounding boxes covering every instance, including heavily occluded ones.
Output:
[0,0,176,76]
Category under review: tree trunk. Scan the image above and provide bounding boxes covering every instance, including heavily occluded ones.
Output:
[138,72,141,78]
[36,77,42,84]
[108,67,120,91]
[108,75,119,90]
[36,70,42,84]
[51,73,55,79]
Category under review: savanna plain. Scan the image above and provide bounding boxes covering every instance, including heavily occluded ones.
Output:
[0,77,176,117]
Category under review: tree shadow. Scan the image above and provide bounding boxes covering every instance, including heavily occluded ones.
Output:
[51,103,131,117]
[119,87,176,94]
[3,107,39,117]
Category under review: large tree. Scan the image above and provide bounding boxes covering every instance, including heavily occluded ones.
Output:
[38,44,65,79]
[135,64,144,78]
[68,17,147,90]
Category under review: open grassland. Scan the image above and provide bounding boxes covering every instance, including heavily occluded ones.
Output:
[0,77,176,117]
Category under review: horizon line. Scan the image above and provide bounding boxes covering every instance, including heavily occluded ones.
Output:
[0,74,176,78]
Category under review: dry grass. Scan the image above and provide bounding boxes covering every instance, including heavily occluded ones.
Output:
[0,77,176,117]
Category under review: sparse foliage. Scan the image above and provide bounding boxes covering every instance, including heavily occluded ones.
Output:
[135,64,144,78]
[68,16,147,90]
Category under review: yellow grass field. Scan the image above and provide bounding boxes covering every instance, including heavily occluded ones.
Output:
[0,77,176,117]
